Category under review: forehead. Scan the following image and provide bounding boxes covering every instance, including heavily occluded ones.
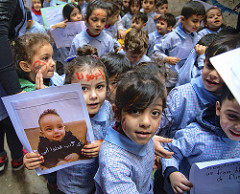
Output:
[144,0,155,3]
[132,18,144,23]
[222,98,240,109]
[207,8,221,15]
[33,0,41,3]
[187,14,204,21]
[157,18,167,23]
[90,8,107,18]
[159,4,168,8]
[40,114,62,123]
[72,67,106,82]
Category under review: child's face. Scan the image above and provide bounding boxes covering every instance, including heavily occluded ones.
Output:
[130,1,140,15]
[216,99,240,141]
[156,3,168,14]
[86,8,107,36]
[40,114,66,142]
[181,14,203,34]
[108,11,120,26]
[205,9,223,31]
[142,0,155,13]
[131,18,146,29]
[120,98,163,144]
[77,0,84,6]
[71,67,107,115]
[123,0,130,9]
[32,0,42,11]
[202,61,224,95]
[70,8,82,22]
[125,50,145,64]
[108,74,118,103]
[156,19,170,35]
[27,43,55,82]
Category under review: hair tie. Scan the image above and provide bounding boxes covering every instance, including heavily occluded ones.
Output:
[93,55,100,59]
[213,6,218,8]
[65,55,77,62]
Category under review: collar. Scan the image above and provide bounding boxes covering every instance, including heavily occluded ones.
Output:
[105,126,149,156]
[31,8,41,16]
[84,29,103,42]
[175,24,197,39]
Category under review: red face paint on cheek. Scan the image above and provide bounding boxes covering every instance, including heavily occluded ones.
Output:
[33,60,47,73]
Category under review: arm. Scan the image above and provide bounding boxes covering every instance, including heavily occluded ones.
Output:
[51,19,68,30]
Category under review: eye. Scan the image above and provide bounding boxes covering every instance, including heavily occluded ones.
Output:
[58,124,64,129]
[111,81,118,87]
[206,62,214,69]
[82,87,88,91]
[46,128,52,132]
[129,109,140,115]
[42,56,49,61]
[152,110,161,117]
[97,84,105,89]
[227,114,239,120]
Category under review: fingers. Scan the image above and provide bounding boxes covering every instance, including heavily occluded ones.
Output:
[35,69,44,90]
[24,153,44,170]
[155,147,174,158]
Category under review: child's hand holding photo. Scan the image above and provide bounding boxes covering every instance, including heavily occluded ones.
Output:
[64,153,80,162]
[81,140,102,158]
[23,152,44,170]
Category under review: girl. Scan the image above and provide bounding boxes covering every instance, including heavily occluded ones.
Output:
[94,70,166,193]
[121,0,141,30]
[197,7,224,41]
[24,49,113,193]
[31,0,44,25]
[69,0,116,56]
[14,33,60,92]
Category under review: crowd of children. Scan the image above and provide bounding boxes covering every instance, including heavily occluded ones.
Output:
[0,0,239,193]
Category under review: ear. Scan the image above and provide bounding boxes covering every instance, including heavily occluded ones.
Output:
[40,130,44,137]
[19,61,32,73]
[216,101,221,116]
[167,26,173,31]
[143,23,147,28]
[180,16,185,23]
[204,21,208,27]
[84,15,88,23]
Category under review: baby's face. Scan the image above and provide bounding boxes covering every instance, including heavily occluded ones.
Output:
[40,114,65,142]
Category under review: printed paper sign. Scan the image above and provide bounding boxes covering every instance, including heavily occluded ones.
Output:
[50,21,86,48]
[2,84,95,175]
[189,158,240,194]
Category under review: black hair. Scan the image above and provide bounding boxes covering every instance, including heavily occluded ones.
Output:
[77,44,98,56]
[129,0,141,9]
[181,1,205,19]
[220,85,235,104]
[85,0,108,21]
[132,12,148,23]
[105,1,120,17]
[25,7,32,20]
[218,26,239,36]
[155,13,176,27]
[114,70,166,119]
[100,52,131,78]
[156,0,168,7]
[197,33,218,46]
[63,3,81,21]
[114,0,123,7]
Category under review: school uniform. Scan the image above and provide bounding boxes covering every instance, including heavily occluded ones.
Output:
[153,24,198,73]
[121,13,133,30]
[147,31,168,56]
[197,27,222,42]
[31,9,44,25]
[57,100,113,194]
[26,21,47,34]
[94,126,154,194]
[144,11,157,34]
[69,30,115,56]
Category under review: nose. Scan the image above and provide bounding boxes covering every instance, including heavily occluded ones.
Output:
[96,20,101,27]
[90,89,97,100]
[139,113,151,129]
[196,21,201,28]
[53,128,59,133]
[209,69,219,79]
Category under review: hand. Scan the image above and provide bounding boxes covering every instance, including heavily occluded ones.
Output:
[153,135,174,158]
[118,30,126,39]
[23,152,44,170]
[165,57,181,65]
[56,160,67,166]
[52,19,68,30]
[195,44,207,56]
[64,153,79,162]
[35,69,47,90]
[154,14,162,20]
[81,140,102,158]
[169,171,193,193]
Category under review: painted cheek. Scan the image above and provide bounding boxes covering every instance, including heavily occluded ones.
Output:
[33,60,47,73]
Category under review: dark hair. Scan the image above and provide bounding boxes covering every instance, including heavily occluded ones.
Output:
[114,70,166,119]
[105,1,120,17]
[156,0,168,7]
[86,0,108,21]
[63,3,81,21]
[205,34,240,63]
[181,1,205,19]
[25,7,32,20]
[133,11,148,23]
[129,0,141,14]
[155,13,176,27]
[218,26,239,36]
[114,0,123,7]
[64,55,109,89]
[197,33,218,46]
[38,109,61,127]
[204,6,222,23]
[220,85,235,104]
[100,52,131,78]
[77,44,98,56]
[14,33,51,79]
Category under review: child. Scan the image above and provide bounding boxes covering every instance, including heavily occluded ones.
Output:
[155,0,168,15]
[14,33,59,92]
[147,13,176,56]
[141,0,157,34]
[161,84,240,194]
[31,0,44,25]
[77,0,89,18]
[38,109,84,169]
[24,51,113,193]
[118,12,148,46]
[152,1,205,75]
[94,69,166,193]
[25,7,47,34]
[100,52,131,103]
[69,0,117,56]
[120,0,130,17]
[121,0,141,30]
[197,6,224,41]
[120,28,151,66]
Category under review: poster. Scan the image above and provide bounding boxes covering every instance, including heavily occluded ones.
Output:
[2,84,95,175]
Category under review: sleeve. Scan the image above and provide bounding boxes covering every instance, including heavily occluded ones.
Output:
[0,0,22,94]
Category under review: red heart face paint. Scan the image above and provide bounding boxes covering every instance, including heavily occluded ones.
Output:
[33,60,48,73]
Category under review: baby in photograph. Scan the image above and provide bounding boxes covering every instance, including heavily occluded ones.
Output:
[38,109,85,169]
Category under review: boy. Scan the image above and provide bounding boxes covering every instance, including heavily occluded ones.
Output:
[38,109,84,169]
[156,0,168,15]
[118,12,148,46]
[147,13,176,56]
[161,84,240,193]
[141,0,157,34]
[119,28,151,66]
[152,1,205,75]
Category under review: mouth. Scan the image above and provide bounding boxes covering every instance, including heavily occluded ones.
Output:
[206,79,219,86]
[135,131,151,138]
[88,103,99,109]
[230,130,240,137]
